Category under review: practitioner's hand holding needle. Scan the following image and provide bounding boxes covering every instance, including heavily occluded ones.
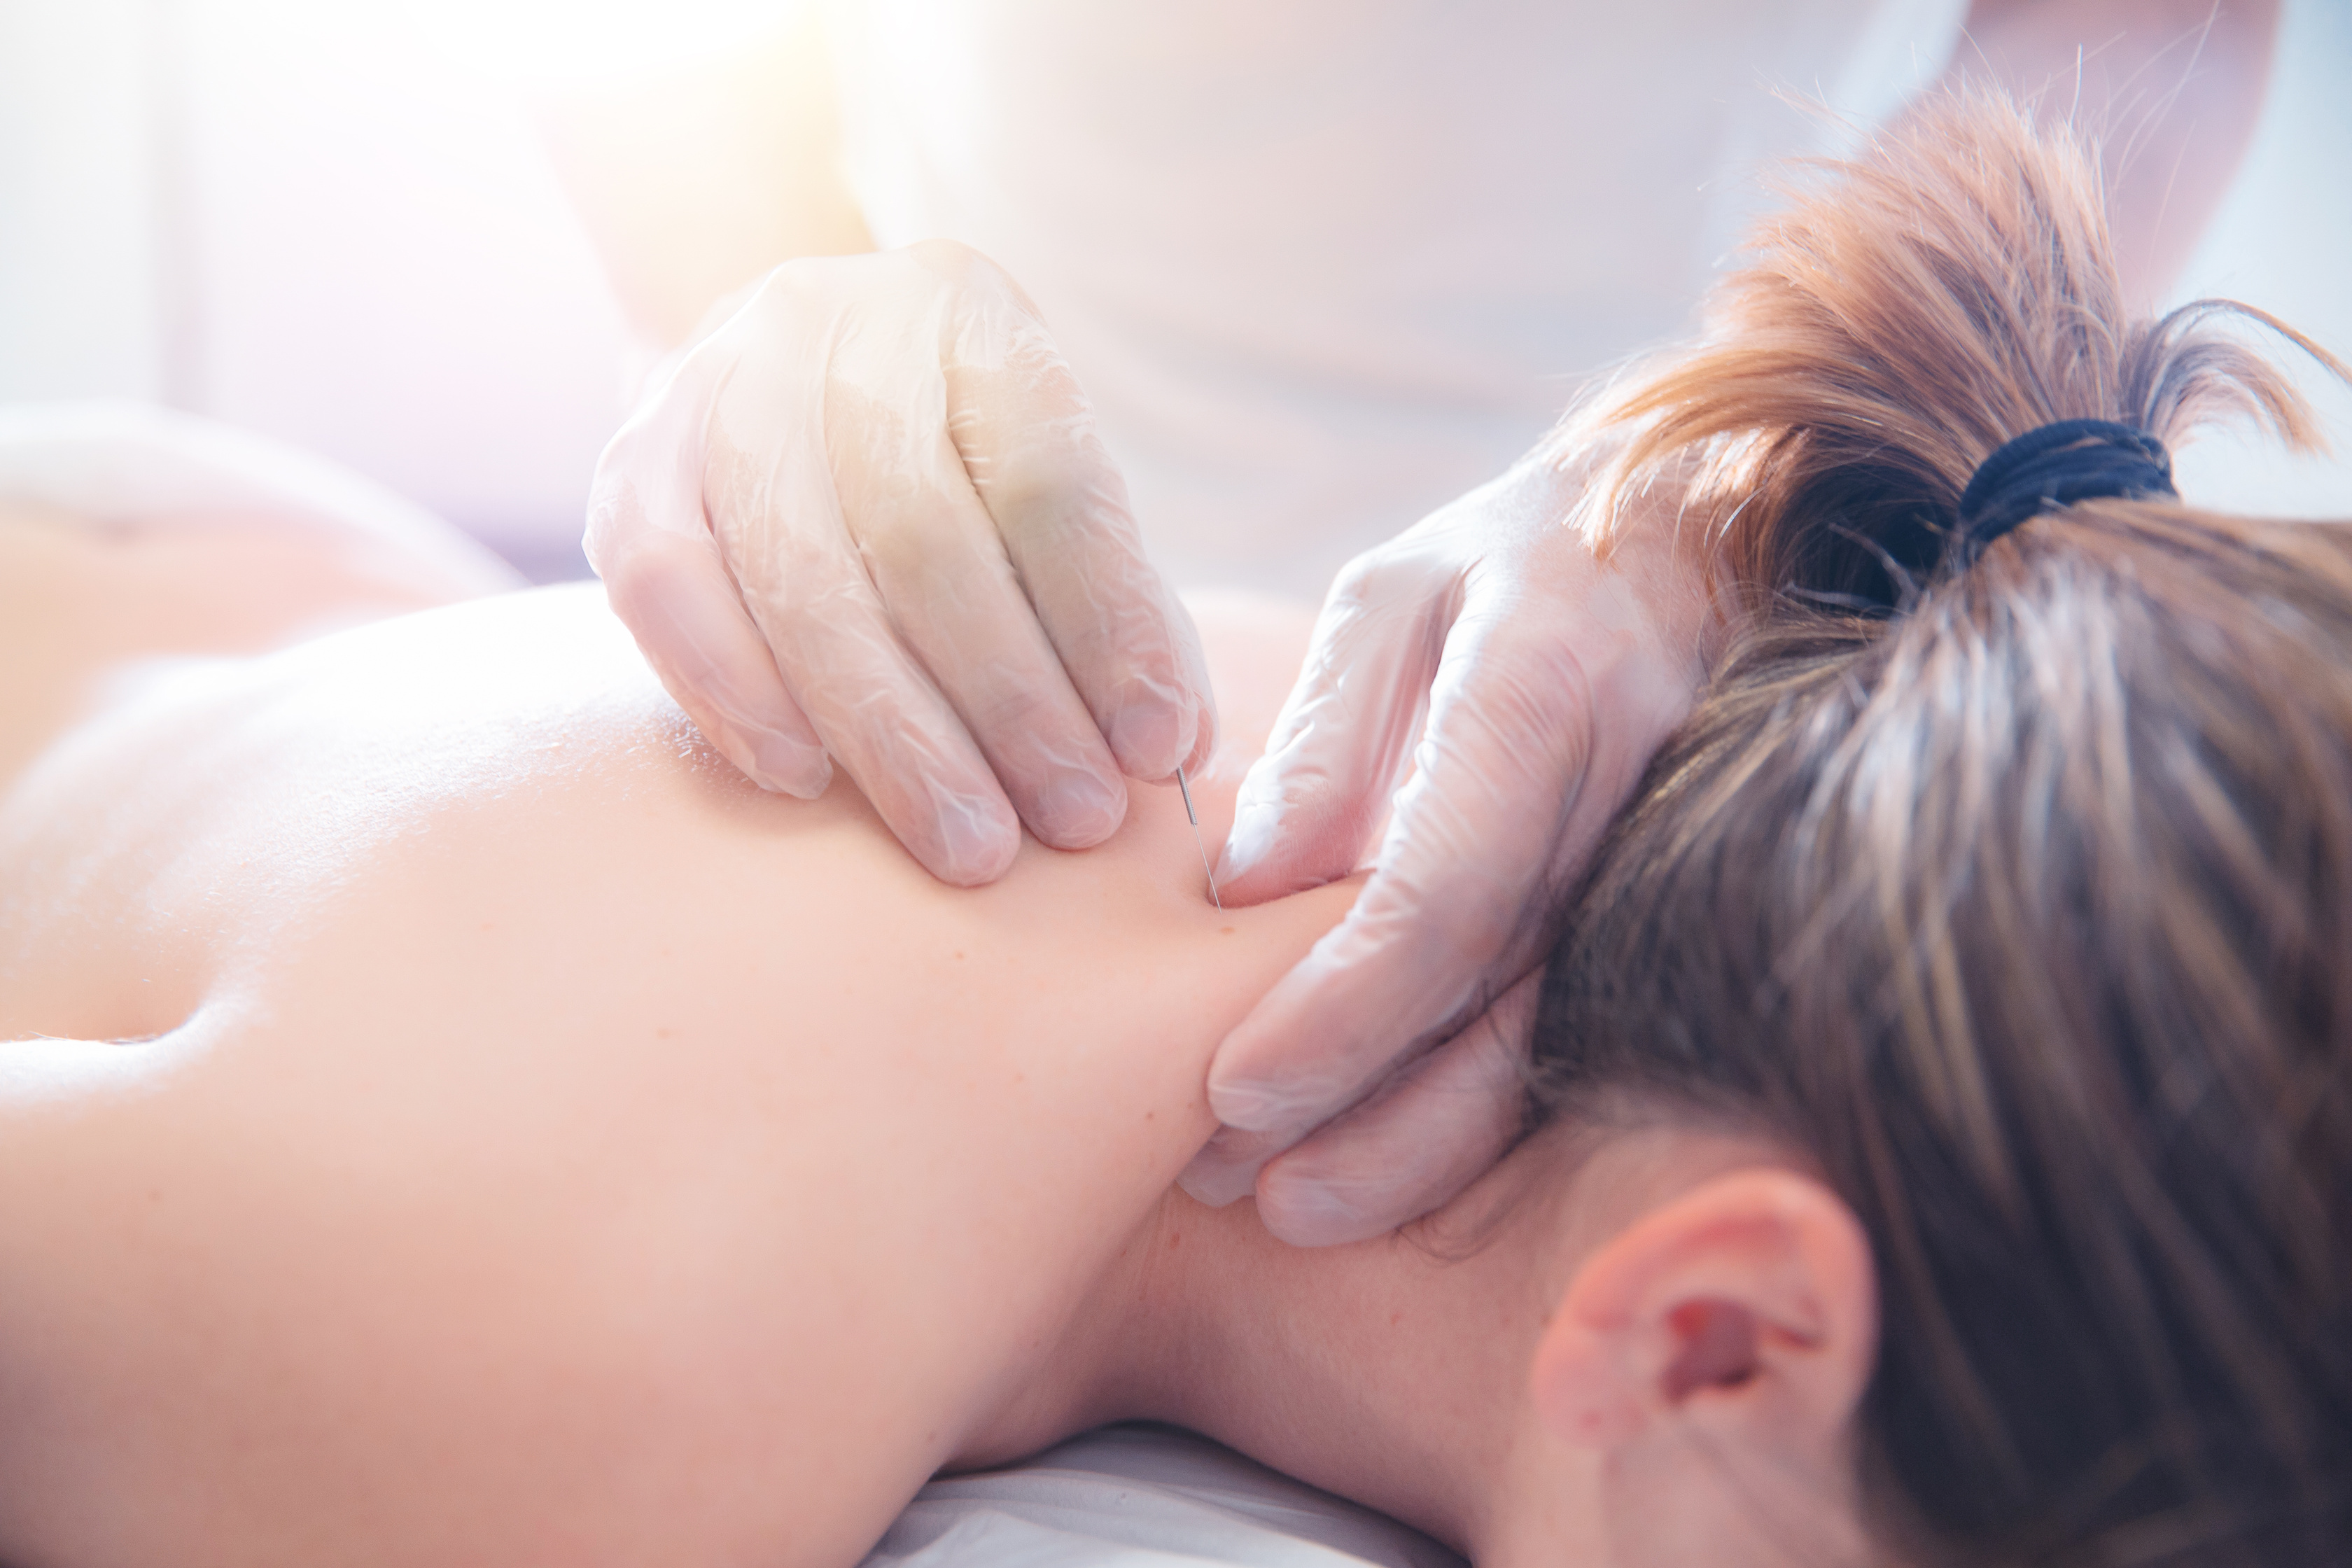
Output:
[586,241,1216,887]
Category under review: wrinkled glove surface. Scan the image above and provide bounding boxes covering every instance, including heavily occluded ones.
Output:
[587,241,1215,886]
[1183,456,1712,1245]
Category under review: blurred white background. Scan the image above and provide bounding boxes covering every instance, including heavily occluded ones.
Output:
[1,0,2346,582]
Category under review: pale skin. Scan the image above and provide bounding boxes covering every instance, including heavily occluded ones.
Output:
[0,507,1881,1568]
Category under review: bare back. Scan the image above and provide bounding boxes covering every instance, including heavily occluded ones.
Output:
[0,517,1352,1567]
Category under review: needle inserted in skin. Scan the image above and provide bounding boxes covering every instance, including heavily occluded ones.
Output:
[1175,764,1222,910]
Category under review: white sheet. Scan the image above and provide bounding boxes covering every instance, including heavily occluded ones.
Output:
[862,1424,1466,1568]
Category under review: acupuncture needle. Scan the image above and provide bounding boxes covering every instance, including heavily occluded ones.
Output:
[1175,764,1222,910]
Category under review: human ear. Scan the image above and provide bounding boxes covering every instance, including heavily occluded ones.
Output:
[1528,1168,1876,1471]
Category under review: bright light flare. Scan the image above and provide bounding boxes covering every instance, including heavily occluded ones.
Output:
[407,0,797,86]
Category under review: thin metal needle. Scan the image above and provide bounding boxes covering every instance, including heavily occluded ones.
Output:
[1175,764,1222,909]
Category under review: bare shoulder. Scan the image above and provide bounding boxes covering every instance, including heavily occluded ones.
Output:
[0,572,1357,1567]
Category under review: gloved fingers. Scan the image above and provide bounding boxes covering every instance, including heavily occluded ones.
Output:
[1251,970,1540,1247]
[998,458,1217,783]
[1175,971,1536,1236]
[1212,547,1456,905]
[710,440,1026,887]
[1207,596,1601,1138]
[1175,1123,1294,1209]
[925,247,1214,781]
[826,375,1130,853]
[589,484,830,798]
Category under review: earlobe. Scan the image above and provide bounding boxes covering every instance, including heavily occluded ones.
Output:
[1530,1168,1876,1459]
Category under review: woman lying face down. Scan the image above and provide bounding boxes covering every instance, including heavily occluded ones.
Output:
[0,485,1808,1568]
[3,94,2348,1567]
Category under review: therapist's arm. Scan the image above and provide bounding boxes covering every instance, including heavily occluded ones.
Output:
[535,10,874,349]
[1947,0,2278,304]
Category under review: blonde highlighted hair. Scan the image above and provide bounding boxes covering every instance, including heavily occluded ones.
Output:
[1534,94,2351,1564]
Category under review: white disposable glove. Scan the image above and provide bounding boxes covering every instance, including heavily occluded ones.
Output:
[1180,454,1713,1245]
[585,241,1215,886]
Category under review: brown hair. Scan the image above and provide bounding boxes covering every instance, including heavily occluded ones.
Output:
[1533,95,2352,1564]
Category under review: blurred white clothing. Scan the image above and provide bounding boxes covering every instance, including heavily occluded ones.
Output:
[827,0,1968,594]
[4,1,2344,582]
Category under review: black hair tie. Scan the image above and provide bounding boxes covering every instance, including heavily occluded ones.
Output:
[1954,418,2176,564]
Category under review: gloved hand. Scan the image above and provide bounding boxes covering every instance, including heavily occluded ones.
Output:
[585,241,1216,886]
[1180,453,1714,1245]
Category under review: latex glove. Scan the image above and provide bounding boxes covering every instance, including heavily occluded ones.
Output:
[1180,454,1712,1245]
[585,241,1215,886]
